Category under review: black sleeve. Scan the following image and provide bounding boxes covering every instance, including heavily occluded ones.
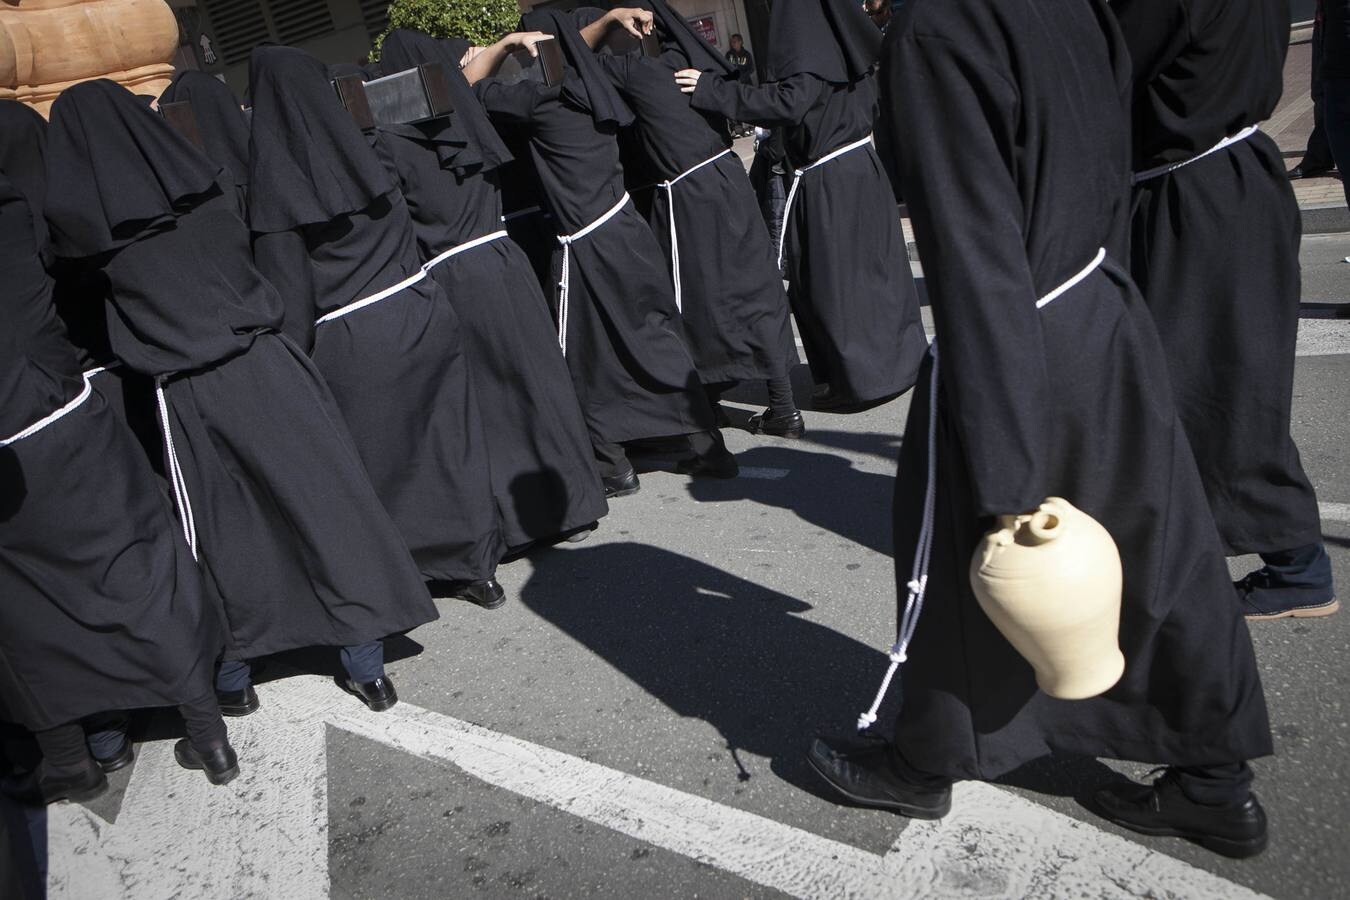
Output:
[880,31,1049,517]
[473,78,540,125]
[689,72,824,127]
[251,228,317,353]
[596,53,632,91]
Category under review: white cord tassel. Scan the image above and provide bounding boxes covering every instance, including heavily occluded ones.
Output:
[857,343,939,731]
[156,380,199,562]
[557,241,571,356]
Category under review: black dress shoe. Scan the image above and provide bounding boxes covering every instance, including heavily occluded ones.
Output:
[216,685,260,718]
[343,674,399,712]
[1288,163,1334,180]
[675,447,739,479]
[1092,769,1267,858]
[806,737,952,819]
[748,408,805,438]
[174,739,240,786]
[603,467,641,498]
[94,738,135,774]
[564,522,599,543]
[1,760,108,806]
[447,578,507,609]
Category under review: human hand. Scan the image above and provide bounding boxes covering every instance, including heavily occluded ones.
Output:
[674,68,701,94]
[608,8,655,38]
[512,31,554,57]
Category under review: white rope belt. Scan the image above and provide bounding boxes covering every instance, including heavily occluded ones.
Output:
[422,229,508,272]
[1131,125,1259,185]
[0,367,107,447]
[778,134,872,269]
[855,247,1107,731]
[314,267,429,326]
[556,192,630,356]
[154,378,199,562]
[656,149,734,313]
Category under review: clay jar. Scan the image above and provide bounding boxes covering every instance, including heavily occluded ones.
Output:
[0,0,179,117]
[969,497,1125,700]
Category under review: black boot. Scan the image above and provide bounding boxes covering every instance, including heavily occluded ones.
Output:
[216,685,260,717]
[447,578,507,610]
[174,739,240,786]
[1,759,107,806]
[1093,768,1267,858]
[94,737,135,774]
[603,467,641,498]
[748,408,805,438]
[343,675,399,712]
[806,736,952,819]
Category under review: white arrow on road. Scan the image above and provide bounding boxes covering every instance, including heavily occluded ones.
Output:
[48,674,1268,899]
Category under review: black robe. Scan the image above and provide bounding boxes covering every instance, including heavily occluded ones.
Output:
[475,74,717,445]
[877,0,1271,778]
[1115,0,1322,556]
[0,174,218,731]
[594,49,795,385]
[372,129,609,550]
[691,72,926,406]
[248,46,503,582]
[159,71,252,220]
[44,81,437,660]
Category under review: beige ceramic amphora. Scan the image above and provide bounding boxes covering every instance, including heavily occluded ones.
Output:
[969,497,1125,700]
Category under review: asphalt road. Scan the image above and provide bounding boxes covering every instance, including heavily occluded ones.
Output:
[44,234,1350,900]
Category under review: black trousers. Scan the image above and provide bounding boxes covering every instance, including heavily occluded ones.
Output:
[1323,76,1350,207]
[1300,23,1336,171]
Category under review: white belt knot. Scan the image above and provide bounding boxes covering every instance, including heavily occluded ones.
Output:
[779,134,872,269]
[1132,125,1259,185]
[556,192,631,356]
[656,149,733,313]
[855,247,1106,732]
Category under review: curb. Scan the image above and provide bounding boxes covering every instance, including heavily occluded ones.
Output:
[1303,203,1350,235]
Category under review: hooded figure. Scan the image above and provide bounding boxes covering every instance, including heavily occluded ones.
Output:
[44,80,438,715]
[576,5,802,437]
[375,29,608,550]
[807,0,1273,861]
[679,0,926,411]
[246,46,507,605]
[0,158,236,798]
[1113,0,1335,618]
[158,70,252,219]
[467,12,738,494]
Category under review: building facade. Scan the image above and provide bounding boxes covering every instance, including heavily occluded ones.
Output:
[168,0,767,95]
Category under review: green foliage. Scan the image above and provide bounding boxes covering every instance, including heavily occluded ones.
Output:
[370,0,520,60]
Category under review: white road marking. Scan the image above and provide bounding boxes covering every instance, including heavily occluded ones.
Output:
[1320,502,1350,523]
[49,674,1268,899]
[739,466,791,479]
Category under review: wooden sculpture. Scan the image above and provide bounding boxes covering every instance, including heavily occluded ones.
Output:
[1,0,179,117]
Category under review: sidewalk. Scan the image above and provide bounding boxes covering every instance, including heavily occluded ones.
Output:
[1274,35,1348,230]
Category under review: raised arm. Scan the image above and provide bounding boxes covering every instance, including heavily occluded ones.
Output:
[580,7,654,49]
[676,70,826,128]
[462,32,554,85]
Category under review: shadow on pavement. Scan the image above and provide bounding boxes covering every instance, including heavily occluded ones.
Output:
[518,541,897,798]
[685,445,895,556]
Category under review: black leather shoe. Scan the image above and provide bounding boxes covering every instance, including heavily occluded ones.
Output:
[1,760,107,806]
[94,738,135,774]
[216,685,260,718]
[174,739,240,786]
[344,675,399,712]
[603,468,641,498]
[1288,163,1333,180]
[675,446,739,479]
[749,408,805,438]
[564,522,599,543]
[1092,769,1267,858]
[806,737,952,819]
[448,578,507,609]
